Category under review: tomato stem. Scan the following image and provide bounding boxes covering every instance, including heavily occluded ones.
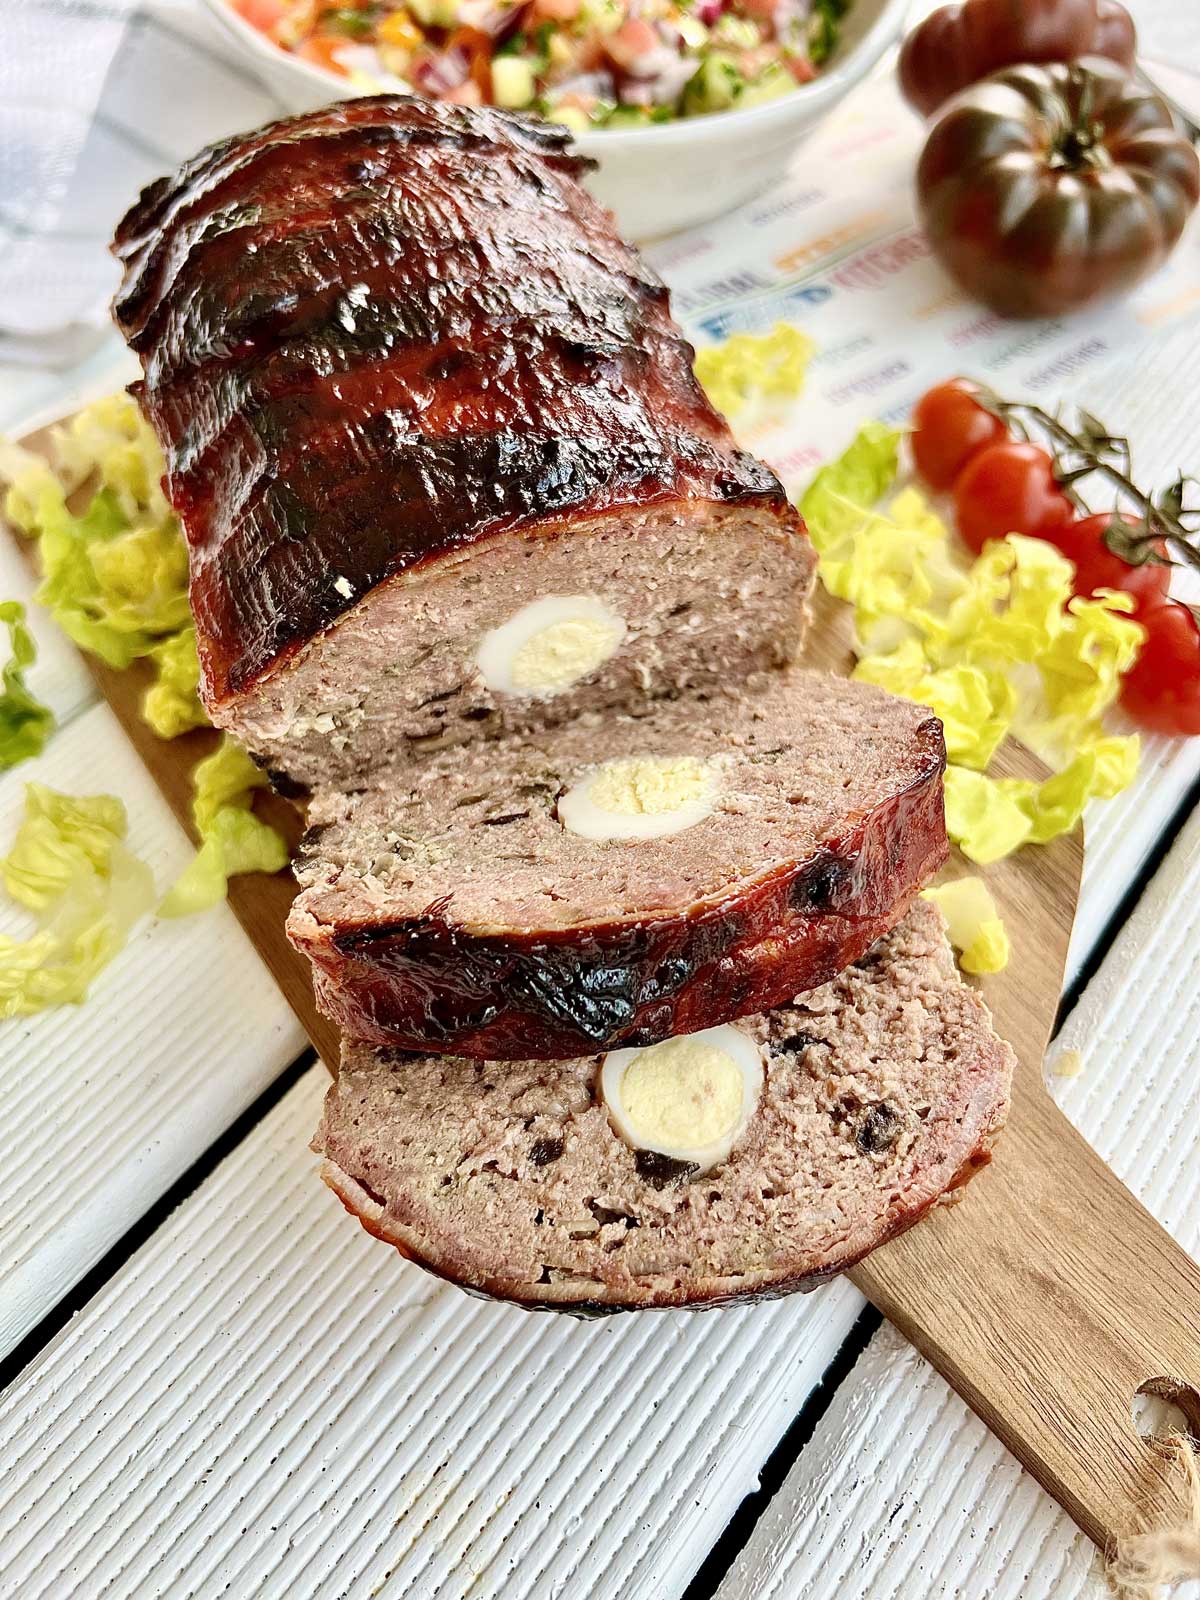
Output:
[1052,66,1109,172]
[979,389,1200,579]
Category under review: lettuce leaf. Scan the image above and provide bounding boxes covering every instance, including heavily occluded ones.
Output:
[694,323,815,418]
[159,737,288,918]
[28,480,191,667]
[0,600,54,770]
[798,423,902,558]
[142,625,205,739]
[801,433,1145,860]
[943,767,1033,864]
[159,806,289,918]
[923,876,1010,974]
[2,784,129,910]
[997,738,1137,845]
[189,738,269,833]
[854,641,1014,770]
[0,784,154,1017]
[49,393,172,522]
[1,393,197,691]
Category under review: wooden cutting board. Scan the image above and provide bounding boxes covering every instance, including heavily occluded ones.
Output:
[6,424,1200,1557]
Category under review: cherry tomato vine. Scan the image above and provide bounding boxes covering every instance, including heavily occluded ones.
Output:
[910,376,1200,737]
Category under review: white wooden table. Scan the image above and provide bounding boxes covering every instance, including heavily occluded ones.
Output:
[1,6,1200,1597]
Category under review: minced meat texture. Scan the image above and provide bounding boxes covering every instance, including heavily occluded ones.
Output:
[287,668,948,1057]
[315,902,1012,1310]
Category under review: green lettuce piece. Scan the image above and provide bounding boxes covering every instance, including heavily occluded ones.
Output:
[922,876,1011,974]
[47,392,172,524]
[854,639,1014,771]
[943,767,1034,864]
[0,439,61,534]
[0,784,154,1017]
[30,481,190,667]
[159,737,288,918]
[142,626,205,739]
[997,739,1138,845]
[190,738,269,832]
[1,393,197,704]
[159,807,289,918]
[693,324,815,419]
[2,784,128,910]
[0,600,54,769]
[798,423,902,557]
[799,437,1145,859]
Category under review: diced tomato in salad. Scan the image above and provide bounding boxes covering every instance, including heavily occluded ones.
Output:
[229,0,851,126]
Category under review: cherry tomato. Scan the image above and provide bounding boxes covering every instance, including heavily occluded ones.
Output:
[298,35,349,73]
[1045,512,1170,613]
[953,441,1073,555]
[1119,601,1200,736]
[233,0,288,30]
[911,379,1008,492]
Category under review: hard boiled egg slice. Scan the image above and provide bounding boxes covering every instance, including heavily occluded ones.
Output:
[476,595,626,699]
[557,754,718,842]
[600,1025,764,1175]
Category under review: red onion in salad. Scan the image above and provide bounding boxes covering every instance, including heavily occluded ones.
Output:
[548,69,617,100]
[620,52,698,102]
[458,0,530,41]
[411,46,471,93]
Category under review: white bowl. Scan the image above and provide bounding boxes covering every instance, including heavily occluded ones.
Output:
[199,0,908,238]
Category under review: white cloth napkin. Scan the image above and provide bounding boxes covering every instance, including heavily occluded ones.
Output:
[0,0,292,368]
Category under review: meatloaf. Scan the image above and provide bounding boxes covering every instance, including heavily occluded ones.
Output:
[316,901,1012,1311]
[288,669,948,1058]
[110,97,814,793]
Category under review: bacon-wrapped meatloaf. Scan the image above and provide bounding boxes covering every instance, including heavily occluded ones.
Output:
[111,98,814,792]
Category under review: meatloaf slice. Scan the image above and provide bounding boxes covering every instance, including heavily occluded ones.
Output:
[288,670,948,1059]
[110,97,813,792]
[315,901,1012,1311]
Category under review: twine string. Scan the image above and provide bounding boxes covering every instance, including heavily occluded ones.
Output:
[1108,1432,1200,1598]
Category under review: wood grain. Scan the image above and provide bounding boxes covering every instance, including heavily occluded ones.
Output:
[6,427,1200,1556]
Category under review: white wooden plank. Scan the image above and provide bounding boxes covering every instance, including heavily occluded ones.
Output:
[0,702,307,1359]
[0,1063,859,1600]
[714,799,1200,1600]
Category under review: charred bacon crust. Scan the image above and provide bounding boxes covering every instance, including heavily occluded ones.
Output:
[111,97,798,706]
[290,729,948,1059]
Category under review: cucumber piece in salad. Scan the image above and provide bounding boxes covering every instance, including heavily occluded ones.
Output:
[493,56,538,108]
[681,52,746,116]
[737,61,800,109]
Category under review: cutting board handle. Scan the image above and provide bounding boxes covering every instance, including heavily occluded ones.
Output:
[853,1070,1200,1553]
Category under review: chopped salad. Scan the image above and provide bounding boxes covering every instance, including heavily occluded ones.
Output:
[231,0,852,127]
